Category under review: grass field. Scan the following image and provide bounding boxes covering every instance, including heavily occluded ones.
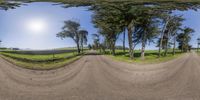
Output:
[0,51,82,70]
[105,49,184,64]
[1,52,77,62]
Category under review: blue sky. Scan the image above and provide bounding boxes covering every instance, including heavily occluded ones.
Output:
[0,2,199,50]
[0,2,96,50]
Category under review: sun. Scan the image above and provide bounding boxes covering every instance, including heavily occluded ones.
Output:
[26,19,47,34]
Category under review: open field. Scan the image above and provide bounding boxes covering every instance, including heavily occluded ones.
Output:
[1,52,77,61]
[0,50,82,70]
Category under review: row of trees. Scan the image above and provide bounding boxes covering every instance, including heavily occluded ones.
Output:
[56,4,195,59]
[90,3,195,59]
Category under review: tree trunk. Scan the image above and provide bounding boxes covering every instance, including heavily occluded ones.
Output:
[128,25,134,59]
[81,42,83,53]
[111,44,115,56]
[181,44,184,53]
[159,36,163,57]
[164,31,170,56]
[123,27,126,54]
[110,39,115,56]
[108,42,111,54]
[99,44,102,54]
[159,18,169,57]
[164,44,168,56]
[75,34,80,54]
[173,36,176,55]
[141,41,145,60]
[76,42,80,54]
[102,45,105,54]
[164,38,168,56]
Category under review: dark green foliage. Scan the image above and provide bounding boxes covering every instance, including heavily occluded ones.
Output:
[92,4,123,55]
[177,27,194,52]
[0,1,21,10]
[133,9,160,59]
[88,44,92,50]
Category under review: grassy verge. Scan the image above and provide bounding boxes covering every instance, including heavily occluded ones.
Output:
[1,52,77,62]
[105,50,184,64]
[0,51,82,70]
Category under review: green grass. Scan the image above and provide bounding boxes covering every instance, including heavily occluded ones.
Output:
[105,49,184,64]
[1,52,77,62]
[196,51,200,55]
[0,49,184,69]
[0,51,82,70]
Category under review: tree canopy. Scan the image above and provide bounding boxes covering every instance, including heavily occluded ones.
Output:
[1,0,200,11]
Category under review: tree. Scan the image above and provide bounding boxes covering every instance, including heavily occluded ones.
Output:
[88,44,92,50]
[91,3,132,57]
[92,4,122,55]
[0,1,21,10]
[158,13,170,57]
[157,38,169,50]
[133,13,160,60]
[79,30,88,53]
[161,15,185,56]
[169,15,184,55]
[92,34,100,50]
[126,6,161,59]
[122,27,126,54]
[57,20,86,54]
[92,3,162,58]
[177,27,194,52]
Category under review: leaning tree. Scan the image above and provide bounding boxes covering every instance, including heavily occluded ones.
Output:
[57,20,88,54]
[158,15,185,56]
[79,30,88,53]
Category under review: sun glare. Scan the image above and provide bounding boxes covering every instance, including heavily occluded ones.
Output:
[26,19,47,34]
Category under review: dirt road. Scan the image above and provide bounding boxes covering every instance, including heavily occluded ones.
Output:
[0,52,200,100]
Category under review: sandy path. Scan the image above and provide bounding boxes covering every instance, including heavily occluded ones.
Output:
[0,52,200,100]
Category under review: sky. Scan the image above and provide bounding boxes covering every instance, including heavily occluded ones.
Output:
[0,2,96,50]
[0,2,200,50]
